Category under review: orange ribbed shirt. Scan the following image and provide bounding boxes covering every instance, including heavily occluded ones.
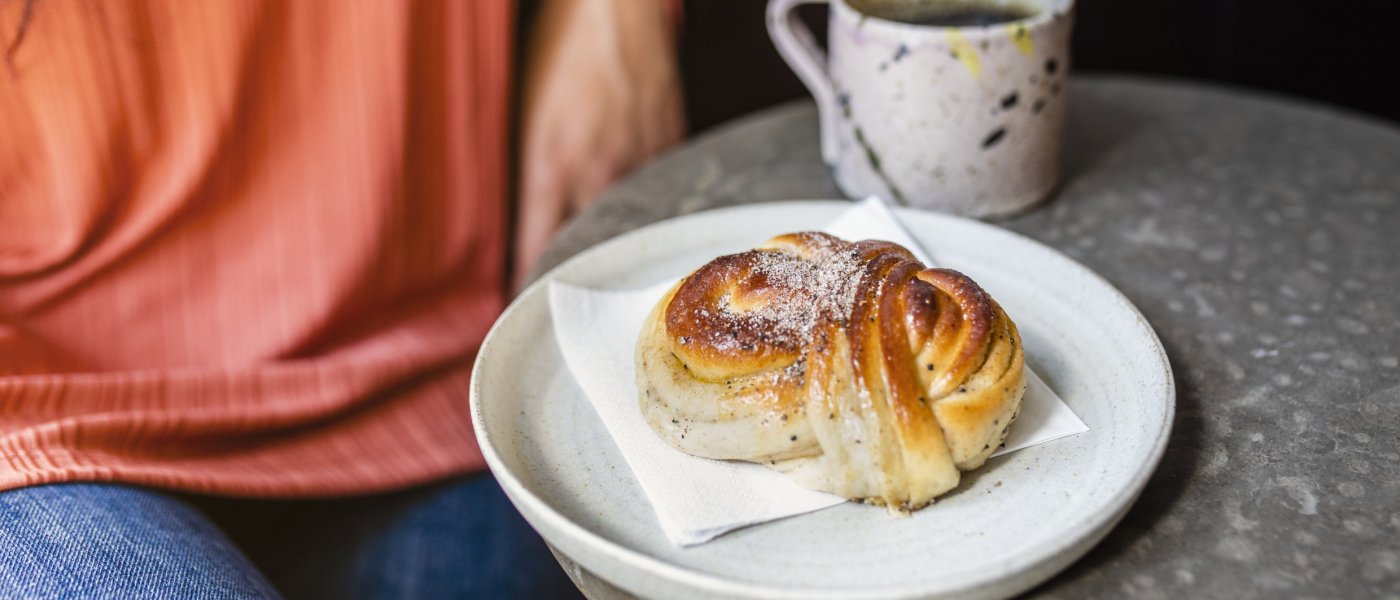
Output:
[0,0,513,496]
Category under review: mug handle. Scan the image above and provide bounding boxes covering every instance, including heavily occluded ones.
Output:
[767,0,838,164]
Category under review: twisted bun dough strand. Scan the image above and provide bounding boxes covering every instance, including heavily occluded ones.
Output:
[637,232,1025,510]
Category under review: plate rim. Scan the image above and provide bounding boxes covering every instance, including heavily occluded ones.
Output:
[470,200,1176,599]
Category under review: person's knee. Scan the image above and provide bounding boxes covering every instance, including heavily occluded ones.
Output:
[0,483,280,599]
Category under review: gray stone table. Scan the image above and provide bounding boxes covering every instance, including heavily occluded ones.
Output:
[533,75,1400,598]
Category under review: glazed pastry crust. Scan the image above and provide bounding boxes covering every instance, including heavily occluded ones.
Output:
[637,233,1025,510]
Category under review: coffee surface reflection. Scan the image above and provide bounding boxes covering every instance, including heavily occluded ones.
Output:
[848,0,1035,26]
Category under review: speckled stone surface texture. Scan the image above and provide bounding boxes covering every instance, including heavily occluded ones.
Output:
[533,76,1400,598]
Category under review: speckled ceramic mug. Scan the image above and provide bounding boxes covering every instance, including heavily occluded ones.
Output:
[768,0,1073,216]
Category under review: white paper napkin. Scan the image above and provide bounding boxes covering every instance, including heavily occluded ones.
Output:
[548,197,1088,546]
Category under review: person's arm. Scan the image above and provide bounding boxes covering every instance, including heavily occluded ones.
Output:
[515,0,685,289]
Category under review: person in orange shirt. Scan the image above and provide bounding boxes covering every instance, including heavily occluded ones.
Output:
[0,0,682,597]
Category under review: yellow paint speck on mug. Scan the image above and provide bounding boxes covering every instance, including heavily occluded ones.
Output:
[947,30,982,77]
[1009,23,1034,54]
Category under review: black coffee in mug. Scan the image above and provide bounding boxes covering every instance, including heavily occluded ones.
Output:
[849,0,1035,26]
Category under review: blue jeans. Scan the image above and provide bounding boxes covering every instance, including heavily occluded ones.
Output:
[0,475,581,599]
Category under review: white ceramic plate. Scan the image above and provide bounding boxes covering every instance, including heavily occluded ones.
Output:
[471,201,1174,600]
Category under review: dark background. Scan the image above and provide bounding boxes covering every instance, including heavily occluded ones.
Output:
[678,0,1400,133]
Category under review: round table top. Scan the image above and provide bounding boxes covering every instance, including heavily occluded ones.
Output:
[533,75,1400,598]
